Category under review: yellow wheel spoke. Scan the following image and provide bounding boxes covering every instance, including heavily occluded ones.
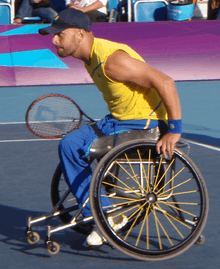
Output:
[156,203,185,239]
[159,200,197,217]
[147,149,151,192]
[108,169,135,193]
[156,166,186,195]
[100,194,145,209]
[159,190,198,198]
[146,206,150,249]
[153,205,174,247]
[154,205,192,229]
[67,197,76,202]
[137,149,151,192]
[102,180,139,194]
[135,205,151,247]
[124,201,148,241]
[112,204,142,219]
[124,153,145,192]
[109,159,147,195]
[163,201,199,206]
[173,190,198,196]
[154,157,163,189]
[152,207,162,249]
[153,158,176,192]
[157,177,194,197]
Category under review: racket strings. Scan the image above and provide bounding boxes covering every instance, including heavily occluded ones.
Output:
[27,96,81,138]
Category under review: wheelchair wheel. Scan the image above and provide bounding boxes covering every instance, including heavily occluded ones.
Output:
[50,163,93,235]
[89,140,209,261]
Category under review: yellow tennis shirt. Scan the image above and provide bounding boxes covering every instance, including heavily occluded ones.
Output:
[85,38,167,122]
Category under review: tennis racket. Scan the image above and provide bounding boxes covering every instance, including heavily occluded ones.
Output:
[26,94,95,139]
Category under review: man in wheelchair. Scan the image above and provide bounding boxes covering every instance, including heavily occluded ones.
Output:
[39,8,182,247]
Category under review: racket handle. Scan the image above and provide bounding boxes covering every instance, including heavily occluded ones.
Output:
[89,122,104,137]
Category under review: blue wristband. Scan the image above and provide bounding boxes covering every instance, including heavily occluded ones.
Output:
[168,119,182,134]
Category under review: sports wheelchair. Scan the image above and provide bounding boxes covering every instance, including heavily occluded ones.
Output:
[25,126,209,261]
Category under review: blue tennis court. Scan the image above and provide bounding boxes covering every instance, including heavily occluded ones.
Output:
[0,79,219,268]
[1,80,220,145]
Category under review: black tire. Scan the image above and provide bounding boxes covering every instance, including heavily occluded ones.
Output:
[89,140,209,261]
[50,164,93,235]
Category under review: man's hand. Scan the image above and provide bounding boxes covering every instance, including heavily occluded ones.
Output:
[68,4,83,10]
[211,0,219,9]
[67,3,76,8]
[156,133,181,158]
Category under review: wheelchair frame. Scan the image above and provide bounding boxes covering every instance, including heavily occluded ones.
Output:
[25,128,208,260]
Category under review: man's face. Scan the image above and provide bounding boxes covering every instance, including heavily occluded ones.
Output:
[52,28,81,58]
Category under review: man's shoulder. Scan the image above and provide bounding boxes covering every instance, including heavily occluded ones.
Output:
[94,37,130,51]
[94,38,144,62]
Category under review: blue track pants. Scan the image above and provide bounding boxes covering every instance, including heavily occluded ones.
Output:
[59,114,163,217]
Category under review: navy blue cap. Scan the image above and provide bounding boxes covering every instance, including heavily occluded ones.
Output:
[39,8,92,35]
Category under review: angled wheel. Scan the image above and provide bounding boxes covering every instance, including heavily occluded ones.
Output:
[51,164,93,235]
[47,241,60,255]
[27,231,40,245]
[89,140,209,261]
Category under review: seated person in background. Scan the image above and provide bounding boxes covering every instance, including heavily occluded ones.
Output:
[208,0,220,19]
[65,0,108,22]
[14,0,58,24]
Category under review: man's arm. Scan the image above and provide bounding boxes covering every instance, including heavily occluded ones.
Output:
[67,1,104,12]
[105,50,181,158]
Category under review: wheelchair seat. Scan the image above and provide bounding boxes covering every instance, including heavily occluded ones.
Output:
[89,125,167,160]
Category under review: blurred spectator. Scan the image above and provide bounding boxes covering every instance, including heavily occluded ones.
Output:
[14,0,58,24]
[65,0,108,22]
[208,0,220,19]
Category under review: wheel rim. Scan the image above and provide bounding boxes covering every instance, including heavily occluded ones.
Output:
[91,142,208,260]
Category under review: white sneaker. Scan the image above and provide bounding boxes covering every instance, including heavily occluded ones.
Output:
[86,215,128,247]
[86,226,105,246]
[108,215,128,232]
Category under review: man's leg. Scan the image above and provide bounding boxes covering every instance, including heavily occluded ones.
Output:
[14,0,33,21]
[59,124,110,218]
[59,116,161,246]
[85,10,107,22]
[32,7,58,22]
[215,6,220,19]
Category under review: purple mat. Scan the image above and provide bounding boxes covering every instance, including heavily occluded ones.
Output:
[0,20,220,86]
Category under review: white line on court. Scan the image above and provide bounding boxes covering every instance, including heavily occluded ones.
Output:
[183,139,220,152]
[0,137,219,152]
[0,138,61,143]
[0,121,26,125]
[0,122,219,151]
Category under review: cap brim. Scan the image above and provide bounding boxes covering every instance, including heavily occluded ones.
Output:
[39,25,68,36]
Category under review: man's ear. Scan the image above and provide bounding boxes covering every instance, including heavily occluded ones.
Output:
[78,30,84,43]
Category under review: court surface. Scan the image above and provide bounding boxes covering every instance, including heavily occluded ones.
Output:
[0,81,220,269]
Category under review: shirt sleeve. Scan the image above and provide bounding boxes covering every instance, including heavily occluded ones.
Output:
[97,0,107,6]
[82,0,108,7]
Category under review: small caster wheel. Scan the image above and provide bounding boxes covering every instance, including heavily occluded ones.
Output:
[195,234,205,245]
[27,231,40,245]
[47,241,60,255]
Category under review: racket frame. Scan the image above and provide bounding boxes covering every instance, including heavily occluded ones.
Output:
[25,93,95,139]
